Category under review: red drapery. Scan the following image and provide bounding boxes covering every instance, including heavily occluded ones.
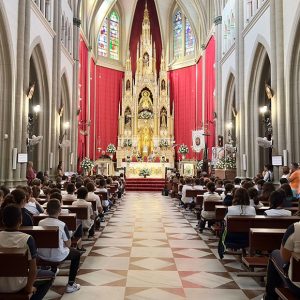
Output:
[95,66,123,155]
[169,65,197,160]
[78,38,88,163]
[129,0,162,76]
[205,37,216,158]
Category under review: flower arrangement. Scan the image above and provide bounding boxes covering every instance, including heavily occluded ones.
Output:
[178,144,189,154]
[123,139,132,148]
[139,111,153,119]
[106,143,116,153]
[216,157,236,169]
[159,139,168,148]
[139,168,151,177]
[81,157,94,172]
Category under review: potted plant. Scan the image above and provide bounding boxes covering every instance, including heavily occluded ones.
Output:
[80,157,94,175]
[139,167,151,178]
[106,143,116,159]
[215,157,237,180]
[178,144,189,160]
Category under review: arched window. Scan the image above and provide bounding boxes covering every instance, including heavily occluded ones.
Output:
[172,9,195,59]
[98,10,120,60]
[173,11,183,59]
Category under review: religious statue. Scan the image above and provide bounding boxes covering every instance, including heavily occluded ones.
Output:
[160,109,167,128]
[124,107,132,129]
[161,79,166,91]
[126,79,131,91]
[138,126,153,156]
[143,52,149,67]
[138,90,152,112]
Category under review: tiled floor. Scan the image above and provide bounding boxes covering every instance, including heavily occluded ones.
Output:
[45,192,265,300]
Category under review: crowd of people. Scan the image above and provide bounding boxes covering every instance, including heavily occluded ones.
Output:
[0,170,125,299]
[167,162,300,299]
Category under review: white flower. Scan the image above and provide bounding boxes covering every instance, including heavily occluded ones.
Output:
[106,144,116,153]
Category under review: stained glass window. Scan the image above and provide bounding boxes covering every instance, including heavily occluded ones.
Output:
[98,17,108,57]
[185,18,195,55]
[173,11,183,59]
[109,11,119,60]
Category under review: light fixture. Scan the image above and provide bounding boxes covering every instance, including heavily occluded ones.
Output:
[63,121,70,129]
[226,122,233,130]
[33,105,41,114]
[259,106,268,114]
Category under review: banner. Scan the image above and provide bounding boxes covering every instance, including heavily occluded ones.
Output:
[192,130,205,153]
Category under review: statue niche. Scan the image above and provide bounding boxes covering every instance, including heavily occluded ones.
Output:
[138,89,153,114]
[138,126,153,156]
[160,107,167,128]
[124,107,132,129]
[126,79,131,91]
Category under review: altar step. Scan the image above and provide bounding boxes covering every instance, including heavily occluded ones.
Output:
[125,178,165,191]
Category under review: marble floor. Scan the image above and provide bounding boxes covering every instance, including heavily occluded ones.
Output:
[45,192,265,300]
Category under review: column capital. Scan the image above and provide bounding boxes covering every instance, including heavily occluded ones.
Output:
[214,16,222,25]
[73,17,81,27]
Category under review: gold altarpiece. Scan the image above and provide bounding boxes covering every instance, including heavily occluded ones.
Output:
[116,4,174,169]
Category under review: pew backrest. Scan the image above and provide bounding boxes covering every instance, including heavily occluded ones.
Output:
[33,214,77,230]
[0,248,28,276]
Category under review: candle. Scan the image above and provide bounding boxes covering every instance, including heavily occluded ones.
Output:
[49,152,53,169]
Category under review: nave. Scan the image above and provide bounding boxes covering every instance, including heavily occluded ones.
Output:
[46,192,264,300]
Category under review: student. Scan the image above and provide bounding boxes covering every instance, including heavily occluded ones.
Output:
[280,183,297,207]
[72,187,95,238]
[263,164,273,182]
[62,183,77,202]
[181,177,194,208]
[233,177,241,188]
[38,199,81,293]
[248,187,264,208]
[11,189,33,226]
[199,182,221,232]
[0,204,54,299]
[264,190,292,216]
[264,221,300,299]
[86,182,104,224]
[25,186,44,215]
[222,183,234,206]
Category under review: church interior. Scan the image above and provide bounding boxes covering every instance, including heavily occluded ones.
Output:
[0,0,300,299]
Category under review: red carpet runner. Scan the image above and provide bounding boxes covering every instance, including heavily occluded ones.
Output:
[125,178,166,191]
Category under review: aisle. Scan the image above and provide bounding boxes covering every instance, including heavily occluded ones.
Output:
[47,192,264,300]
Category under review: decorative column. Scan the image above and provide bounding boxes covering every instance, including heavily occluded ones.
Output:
[214,16,223,137]
[86,46,92,157]
[71,17,81,171]
[235,0,245,176]
[9,0,31,186]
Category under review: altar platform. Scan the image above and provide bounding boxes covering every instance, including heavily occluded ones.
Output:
[121,162,171,178]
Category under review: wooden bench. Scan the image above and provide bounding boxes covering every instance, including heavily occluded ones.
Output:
[62,199,96,211]
[61,205,88,220]
[275,254,300,299]
[33,213,77,230]
[226,216,300,233]
[185,189,203,198]
[239,228,286,277]
[0,248,30,300]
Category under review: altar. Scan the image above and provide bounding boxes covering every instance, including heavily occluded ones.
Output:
[122,162,171,179]
[116,4,175,169]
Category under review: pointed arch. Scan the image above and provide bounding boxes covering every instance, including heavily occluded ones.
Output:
[29,42,50,171]
[247,43,271,176]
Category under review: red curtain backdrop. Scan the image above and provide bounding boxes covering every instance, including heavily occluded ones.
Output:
[169,65,197,160]
[205,37,216,158]
[129,0,162,76]
[95,66,123,155]
[89,58,96,159]
[196,57,203,130]
[78,37,88,163]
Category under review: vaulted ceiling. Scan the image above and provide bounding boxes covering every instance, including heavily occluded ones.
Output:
[79,0,223,62]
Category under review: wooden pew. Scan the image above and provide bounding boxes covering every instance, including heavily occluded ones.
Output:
[97,191,108,201]
[226,216,300,233]
[240,228,286,276]
[0,248,30,300]
[185,189,203,198]
[275,253,300,300]
[63,199,96,211]
[61,205,88,220]
[0,226,59,248]
[33,213,77,230]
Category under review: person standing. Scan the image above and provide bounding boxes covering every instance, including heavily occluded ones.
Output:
[26,161,36,185]
[289,162,300,197]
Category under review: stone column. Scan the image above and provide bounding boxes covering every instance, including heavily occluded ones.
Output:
[50,0,61,176]
[214,16,223,139]
[9,0,31,186]
[71,17,81,172]
[235,0,245,176]
[274,0,285,176]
